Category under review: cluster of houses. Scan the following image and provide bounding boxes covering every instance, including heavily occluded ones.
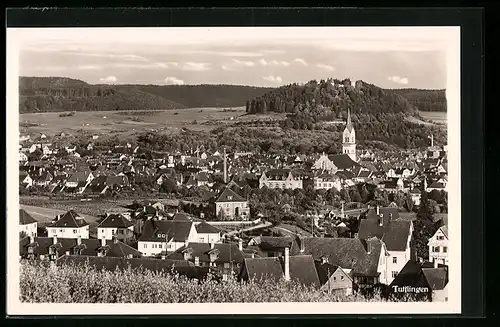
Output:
[19,199,449,300]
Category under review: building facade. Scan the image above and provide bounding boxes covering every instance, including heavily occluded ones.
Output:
[342,109,357,162]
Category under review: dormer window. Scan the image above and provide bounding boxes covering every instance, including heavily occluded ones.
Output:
[227,196,232,201]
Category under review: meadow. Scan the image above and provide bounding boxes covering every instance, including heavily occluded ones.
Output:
[19,260,412,303]
[19,107,248,137]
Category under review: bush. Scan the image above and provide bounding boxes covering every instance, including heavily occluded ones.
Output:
[19,261,416,303]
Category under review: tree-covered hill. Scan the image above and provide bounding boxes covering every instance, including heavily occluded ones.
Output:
[19,77,273,113]
[388,88,447,112]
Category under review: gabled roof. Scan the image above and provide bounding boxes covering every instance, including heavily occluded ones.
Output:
[20,237,141,258]
[422,268,448,290]
[67,171,92,183]
[250,236,295,251]
[166,242,244,264]
[49,210,89,228]
[327,154,360,170]
[138,220,193,243]
[290,237,383,277]
[19,209,37,225]
[242,255,320,287]
[195,221,221,234]
[98,214,133,228]
[215,187,246,203]
[390,260,448,291]
[440,226,448,238]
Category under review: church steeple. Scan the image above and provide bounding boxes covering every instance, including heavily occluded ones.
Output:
[342,108,357,162]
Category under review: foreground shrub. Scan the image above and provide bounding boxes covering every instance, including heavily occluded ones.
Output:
[19,260,417,303]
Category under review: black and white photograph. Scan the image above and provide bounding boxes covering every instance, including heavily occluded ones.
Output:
[7,26,461,314]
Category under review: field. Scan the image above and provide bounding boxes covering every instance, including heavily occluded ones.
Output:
[19,107,248,137]
[419,111,447,124]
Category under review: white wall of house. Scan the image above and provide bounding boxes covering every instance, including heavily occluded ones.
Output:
[377,244,390,285]
[20,222,37,237]
[139,224,198,256]
[314,178,342,191]
[432,284,449,302]
[428,228,448,265]
[47,226,89,239]
[97,226,134,240]
[386,249,411,284]
[215,201,250,220]
[197,232,221,244]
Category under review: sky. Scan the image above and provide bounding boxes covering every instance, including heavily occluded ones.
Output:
[12,27,454,89]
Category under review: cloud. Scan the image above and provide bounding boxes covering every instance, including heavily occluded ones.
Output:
[232,59,255,67]
[293,58,308,65]
[263,76,283,83]
[269,60,290,66]
[387,76,409,85]
[216,51,262,57]
[181,62,211,71]
[259,59,268,66]
[221,65,237,71]
[316,64,336,71]
[154,62,179,69]
[99,76,118,83]
[77,65,101,70]
[164,77,185,85]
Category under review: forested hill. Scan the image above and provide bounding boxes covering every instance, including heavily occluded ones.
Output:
[19,77,273,113]
[388,88,447,112]
[245,78,419,118]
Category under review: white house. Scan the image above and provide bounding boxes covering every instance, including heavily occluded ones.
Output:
[357,208,413,284]
[47,210,90,239]
[259,169,303,190]
[19,152,28,162]
[19,172,33,188]
[19,209,38,237]
[314,173,342,191]
[97,214,134,241]
[137,220,198,257]
[214,187,250,220]
[195,221,222,244]
[428,226,448,266]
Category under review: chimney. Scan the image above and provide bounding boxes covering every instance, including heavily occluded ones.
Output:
[101,237,106,247]
[210,241,215,249]
[284,247,290,281]
[161,254,166,260]
[223,147,227,184]
[29,234,34,244]
[53,235,58,245]
[434,259,438,269]
[77,235,81,245]
[376,206,380,215]
[113,236,118,244]
[185,239,189,248]
[65,251,70,256]
[127,254,133,259]
[367,240,372,254]
[378,216,383,227]
[341,202,345,218]
[238,239,243,251]
[299,236,305,253]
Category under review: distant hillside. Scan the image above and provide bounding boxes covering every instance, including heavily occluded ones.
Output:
[19,77,273,113]
[388,88,447,112]
[245,78,418,117]
[245,78,447,149]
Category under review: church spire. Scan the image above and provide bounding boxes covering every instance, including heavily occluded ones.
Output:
[347,108,352,126]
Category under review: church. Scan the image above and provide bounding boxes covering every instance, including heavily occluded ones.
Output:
[312,109,360,174]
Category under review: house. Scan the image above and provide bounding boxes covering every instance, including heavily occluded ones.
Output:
[97,214,134,242]
[410,188,422,205]
[55,255,210,280]
[312,153,360,174]
[239,248,320,287]
[19,171,33,188]
[314,260,356,296]
[290,236,390,288]
[390,260,448,302]
[65,171,94,188]
[19,209,38,237]
[20,235,142,261]
[33,171,53,187]
[19,152,28,162]
[313,172,342,191]
[428,226,448,266]
[194,221,222,243]
[215,187,250,220]
[259,169,304,190]
[357,206,413,284]
[247,236,296,258]
[166,242,245,280]
[196,171,211,187]
[137,219,198,257]
[47,210,90,239]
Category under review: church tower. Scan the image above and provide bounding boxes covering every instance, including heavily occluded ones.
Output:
[342,108,357,161]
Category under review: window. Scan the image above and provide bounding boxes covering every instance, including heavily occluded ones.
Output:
[433,246,440,252]
[392,257,397,264]
[101,229,104,233]
[392,271,398,278]
[73,229,77,234]
[437,235,444,240]
[341,275,344,281]
[333,276,336,281]
[111,230,115,235]
[224,263,230,269]
[443,246,447,253]
[144,243,147,249]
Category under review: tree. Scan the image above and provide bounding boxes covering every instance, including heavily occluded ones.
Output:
[413,191,436,260]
